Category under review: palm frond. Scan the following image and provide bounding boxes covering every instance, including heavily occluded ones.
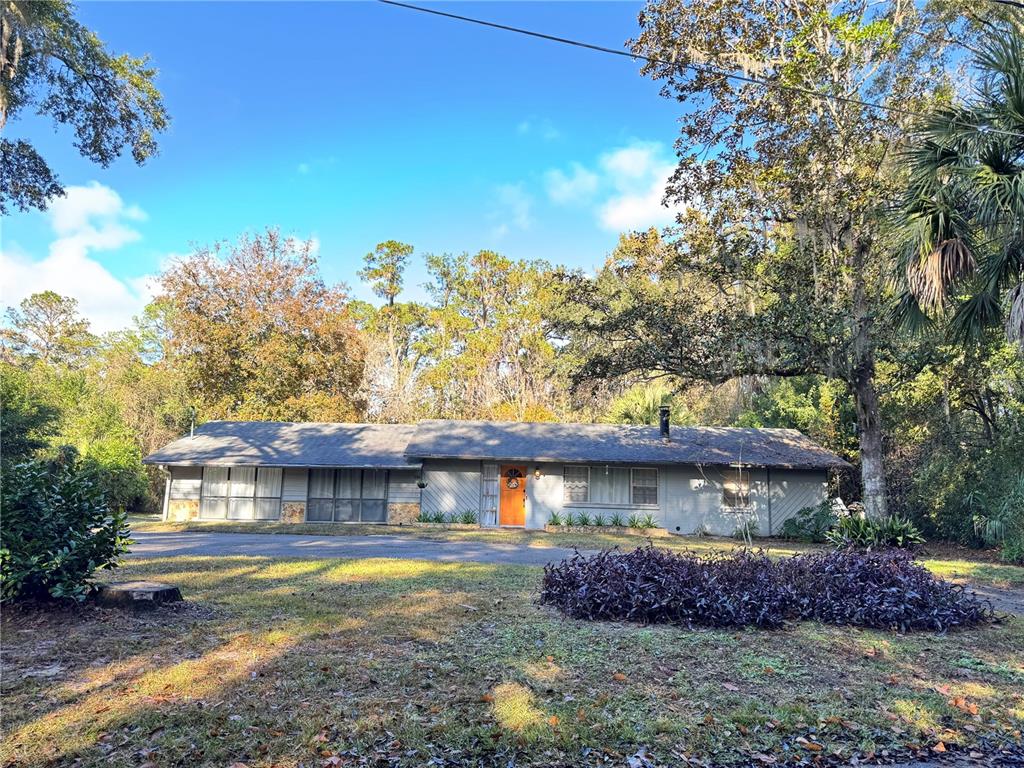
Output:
[889,291,935,335]
[949,290,1004,342]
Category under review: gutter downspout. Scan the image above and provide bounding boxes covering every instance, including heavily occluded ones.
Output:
[159,465,171,522]
[766,466,773,535]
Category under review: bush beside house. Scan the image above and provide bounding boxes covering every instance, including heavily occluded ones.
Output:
[0,457,132,603]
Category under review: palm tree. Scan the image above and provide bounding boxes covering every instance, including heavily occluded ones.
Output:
[893,16,1024,343]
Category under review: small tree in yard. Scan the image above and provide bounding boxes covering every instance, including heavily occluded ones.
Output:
[0,453,131,602]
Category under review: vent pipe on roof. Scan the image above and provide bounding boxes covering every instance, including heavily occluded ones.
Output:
[659,405,670,442]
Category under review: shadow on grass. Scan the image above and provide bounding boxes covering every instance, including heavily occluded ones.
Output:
[2,555,1022,767]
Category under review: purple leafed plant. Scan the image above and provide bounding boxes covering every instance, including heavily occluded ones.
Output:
[539,546,993,631]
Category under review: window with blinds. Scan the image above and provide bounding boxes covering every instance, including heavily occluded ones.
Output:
[306,469,389,523]
[631,468,659,506]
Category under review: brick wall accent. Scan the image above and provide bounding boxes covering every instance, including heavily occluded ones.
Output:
[167,499,199,522]
[281,502,306,524]
[388,502,420,525]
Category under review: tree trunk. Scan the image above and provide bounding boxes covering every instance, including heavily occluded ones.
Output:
[850,235,888,519]
[853,364,887,519]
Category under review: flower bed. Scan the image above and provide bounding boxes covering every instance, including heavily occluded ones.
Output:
[540,546,994,631]
[411,522,479,530]
[544,524,669,537]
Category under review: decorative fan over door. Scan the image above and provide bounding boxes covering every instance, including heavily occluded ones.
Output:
[499,465,527,527]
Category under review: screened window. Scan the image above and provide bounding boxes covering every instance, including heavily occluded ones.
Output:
[563,466,590,503]
[631,468,659,506]
[722,471,751,509]
[306,469,390,523]
[255,468,282,520]
[200,467,229,519]
[202,466,281,520]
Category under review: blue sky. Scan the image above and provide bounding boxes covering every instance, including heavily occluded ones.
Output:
[2,1,685,332]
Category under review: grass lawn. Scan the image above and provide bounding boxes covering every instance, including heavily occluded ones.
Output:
[3,555,1022,767]
[129,514,1024,588]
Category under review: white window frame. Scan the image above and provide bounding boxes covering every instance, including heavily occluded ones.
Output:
[630,468,659,506]
[562,465,591,503]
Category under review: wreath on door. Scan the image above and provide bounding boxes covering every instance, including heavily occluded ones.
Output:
[505,468,524,489]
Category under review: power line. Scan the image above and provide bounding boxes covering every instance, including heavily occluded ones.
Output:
[376,0,1024,141]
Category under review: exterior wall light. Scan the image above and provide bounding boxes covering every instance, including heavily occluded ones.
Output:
[533,467,542,479]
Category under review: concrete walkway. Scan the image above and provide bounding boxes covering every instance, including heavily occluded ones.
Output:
[128,531,585,567]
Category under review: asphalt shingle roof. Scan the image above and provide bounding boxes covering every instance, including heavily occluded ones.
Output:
[143,421,419,469]
[404,419,851,470]
[145,419,850,471]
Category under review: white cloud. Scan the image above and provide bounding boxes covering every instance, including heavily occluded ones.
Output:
[598,171,677,231]
[517,117,560,141]
[544,163,600,204]
[297,162,310,174]
[0,182,156,333]
[490,183,534,238]
[544,140,683,232]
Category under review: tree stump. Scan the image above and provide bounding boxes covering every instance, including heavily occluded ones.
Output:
[97,581,182,607]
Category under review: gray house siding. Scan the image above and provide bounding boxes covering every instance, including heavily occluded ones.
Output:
[169,466,202,499]
[528,463,827,534]
[662,466,827,536]
[282,468,309,502]
[768,470,830,533]
[421,460,482,517]
[387,469,421,504]
[161,455,829,534]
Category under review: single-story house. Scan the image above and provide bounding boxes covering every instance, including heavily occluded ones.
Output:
[143,409,850,536]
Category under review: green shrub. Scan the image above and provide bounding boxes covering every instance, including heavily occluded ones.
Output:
[416,510,433,523]
[780,501,837,543]
[575,511,592,527]
[825,516,876,548]
[592,513,606,527]
[825,515,924,549]
[639,513,657,530]
[972,472,1024,564]
[548,510,563,526]
[627,513,643,529]
[732,519,758,542]
[0,458,131,602]
[458,510,478,525]
[610,512,625,527]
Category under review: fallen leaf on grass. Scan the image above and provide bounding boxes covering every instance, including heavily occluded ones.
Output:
[933,741,947,753]
[722,682,739,692]
[612,672,627,682]
[548,715,559,726]
[795,737,822,752]
[949,697,979,715]
[480,693,494,703]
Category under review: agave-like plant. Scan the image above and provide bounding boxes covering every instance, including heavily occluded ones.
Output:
[892,17,1024,343]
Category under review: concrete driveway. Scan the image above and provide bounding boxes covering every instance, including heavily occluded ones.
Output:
[128,531,586,567]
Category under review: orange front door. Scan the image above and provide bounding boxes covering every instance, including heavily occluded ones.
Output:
[499,465,527,527]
